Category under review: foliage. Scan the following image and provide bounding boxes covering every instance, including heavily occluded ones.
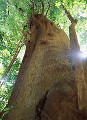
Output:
[0,0,87,117]
[0,106,13,120]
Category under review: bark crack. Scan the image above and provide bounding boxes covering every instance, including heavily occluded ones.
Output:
[35,90,49,120]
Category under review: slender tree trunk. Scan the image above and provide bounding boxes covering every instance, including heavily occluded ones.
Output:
[69,21,87,110]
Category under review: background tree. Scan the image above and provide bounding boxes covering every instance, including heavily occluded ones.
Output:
[0,0,87,119]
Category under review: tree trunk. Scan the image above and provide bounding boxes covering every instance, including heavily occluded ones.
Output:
[3,15,87,120]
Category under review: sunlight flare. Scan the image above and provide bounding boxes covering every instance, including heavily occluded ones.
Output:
[80,51,87,58]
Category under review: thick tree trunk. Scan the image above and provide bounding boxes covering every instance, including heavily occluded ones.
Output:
[3,15,87,120]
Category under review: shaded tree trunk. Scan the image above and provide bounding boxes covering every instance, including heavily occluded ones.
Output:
[3,14,87,120]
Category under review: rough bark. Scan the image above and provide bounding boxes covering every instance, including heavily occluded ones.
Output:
[3,14,87,120]
[3,14,71,120]
[38,77,87,120]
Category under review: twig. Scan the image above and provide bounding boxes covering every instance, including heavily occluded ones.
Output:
[41,1,44,16]
[45,2,51,16]
[30,0,35,16]
[30,0,33,3]
[33,1,35,16]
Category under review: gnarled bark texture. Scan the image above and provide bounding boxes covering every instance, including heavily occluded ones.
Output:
[3,14,87,120]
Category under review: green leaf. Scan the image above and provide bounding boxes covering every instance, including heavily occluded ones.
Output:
[3,107,10,111]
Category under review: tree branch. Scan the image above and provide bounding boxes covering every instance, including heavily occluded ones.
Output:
[30,0,35,16]
[33,1,35,16]
[41,1,44,16]
[0,25,25,82]
[30,0,33,3]
[62,5,75,23]
[1,42,23,81]
[46,2,51,16]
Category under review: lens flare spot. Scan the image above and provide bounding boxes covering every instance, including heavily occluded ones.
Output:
[80,51,87,59]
